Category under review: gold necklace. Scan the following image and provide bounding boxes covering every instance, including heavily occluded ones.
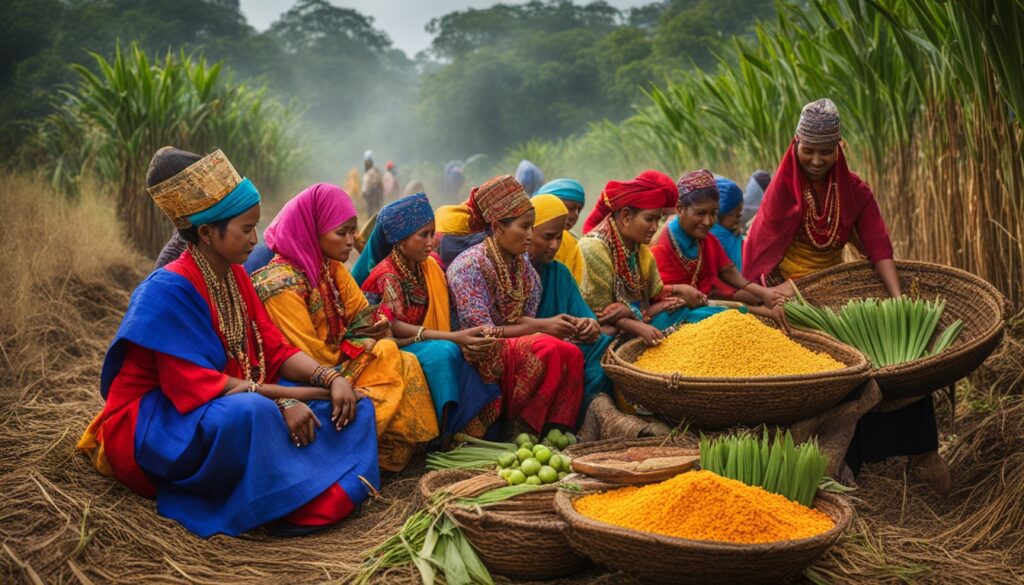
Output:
[485,236,527,322]
[190,244,265,383]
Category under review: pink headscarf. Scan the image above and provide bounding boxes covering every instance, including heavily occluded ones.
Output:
[263,183,357,288]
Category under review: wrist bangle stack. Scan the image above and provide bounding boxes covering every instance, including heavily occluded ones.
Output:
[310,365,340,389]
[414,326,426,343]
[247,381,260,393]
[276,398,299,411]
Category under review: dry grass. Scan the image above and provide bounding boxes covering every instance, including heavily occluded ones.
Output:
[0,173,1021,584]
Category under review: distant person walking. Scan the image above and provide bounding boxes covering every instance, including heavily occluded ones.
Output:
[383,160,400,204]
[443,160,465,201]
[515,159,544,195]
[362,150,384,216]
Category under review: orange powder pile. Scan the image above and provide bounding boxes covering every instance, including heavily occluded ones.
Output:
[574,470,834,544]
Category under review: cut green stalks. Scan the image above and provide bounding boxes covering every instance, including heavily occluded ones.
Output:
[425,434,517,471]
[356,483,541,585]
[700,430,828,508]
[783,296,964,368]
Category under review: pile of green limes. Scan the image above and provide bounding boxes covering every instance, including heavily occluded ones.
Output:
[496,429,576,486]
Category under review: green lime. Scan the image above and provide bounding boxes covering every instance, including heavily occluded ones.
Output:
[560,456,573,473]
[548,454,562,471]
[507,469,526,485]
[555,435,570,450]
[538,465,558,484]
[525,475,543,486]
[534,446,552,465]
[516,447,533,462]
[498,453,517,468]
[557,471,567,480]
[546,428,564,444]
[565,432,578,446]
[521,457,542,476]
[532,443,545,454]
[498,468,512,480]
[515,433,533,447]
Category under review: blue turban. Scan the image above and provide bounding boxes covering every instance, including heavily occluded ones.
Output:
[515,160,544,196]
[352,192,434,285]
[536,178,585,205]
[714,177,743,216]
[186,178,261,226]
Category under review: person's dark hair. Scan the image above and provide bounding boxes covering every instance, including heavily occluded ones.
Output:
[614,206,642,219]
[146,146,231,243]
[678,187,719,209]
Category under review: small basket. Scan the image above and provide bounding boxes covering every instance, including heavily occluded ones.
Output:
[796,260,1007,401]
[554,489,853,585]
[416,470,589,580]
[602,330,870,429]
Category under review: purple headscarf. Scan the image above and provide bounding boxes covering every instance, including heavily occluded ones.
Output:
[263,183,357,288]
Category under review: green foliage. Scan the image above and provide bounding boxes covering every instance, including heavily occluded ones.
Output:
[38,44,301,256]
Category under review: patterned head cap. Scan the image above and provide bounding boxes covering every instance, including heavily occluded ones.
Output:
[796,98,842,145]
[472,175,533,224]
[676,169,719,207]
[147,149,243,228]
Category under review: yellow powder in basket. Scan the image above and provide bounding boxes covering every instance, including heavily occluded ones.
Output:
[574,470,834,544]
[634,310,843,377]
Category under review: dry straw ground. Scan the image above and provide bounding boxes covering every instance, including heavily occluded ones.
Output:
[0,174,1020,584]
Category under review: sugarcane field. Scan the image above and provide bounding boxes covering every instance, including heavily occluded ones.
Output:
[1,1,1022,583]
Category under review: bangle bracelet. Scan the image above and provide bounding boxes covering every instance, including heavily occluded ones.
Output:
[247,381,259,393]
[741,281,754,291]
[276,398,299,410]
[414,326,426,343]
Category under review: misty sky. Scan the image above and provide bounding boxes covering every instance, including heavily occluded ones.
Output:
[239,0,654,57]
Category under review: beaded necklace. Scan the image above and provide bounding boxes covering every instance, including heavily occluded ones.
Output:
[317,260,349,346]
[801,176,842,250]
[190,244,265,383]
[667,226,704,287]
[484,235,527,323]
[389,247,428,307]
[604,217,647,303]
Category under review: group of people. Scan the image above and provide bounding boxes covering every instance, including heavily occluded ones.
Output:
[77,98,948,539]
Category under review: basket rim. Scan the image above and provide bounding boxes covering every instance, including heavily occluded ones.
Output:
[554,488,853,552]
[607,327,871,384]
[796,259,1007,376]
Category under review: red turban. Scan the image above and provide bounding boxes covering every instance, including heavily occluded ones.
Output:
[582,170,677,234]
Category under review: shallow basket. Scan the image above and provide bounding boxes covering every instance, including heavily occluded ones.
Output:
[417,469,589,580]
[602,329,870,429]
[796,260,1008,401]
[554,489,853,585]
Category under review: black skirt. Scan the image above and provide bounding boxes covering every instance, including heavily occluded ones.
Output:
[845,394,939,474]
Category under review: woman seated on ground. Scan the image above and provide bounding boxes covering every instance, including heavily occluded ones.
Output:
[651,169,786,316]
[251,183,438,472]
[446,175,585,437]
[355,193,501,440]
[578,170,717,347]
[77,148,378,538]
[744,98,947,493]
[535,178,587,283]
[530,195,613,410]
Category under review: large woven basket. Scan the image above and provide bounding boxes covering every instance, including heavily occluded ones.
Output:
[554,489,853,585]
[417,470,589,580]
[602,330,870,429]
[796,260,1008,401]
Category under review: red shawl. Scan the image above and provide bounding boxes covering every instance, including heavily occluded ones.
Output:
[582,170,677,234]
[652,222,732,295]
[742,139,894,283]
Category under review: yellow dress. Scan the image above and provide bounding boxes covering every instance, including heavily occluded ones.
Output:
[253,257,438,472]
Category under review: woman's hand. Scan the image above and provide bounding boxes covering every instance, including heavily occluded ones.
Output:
[597,302,632,325]
[329,376,358,430]
[542,315,578,339]
[452,326,488,346]
[573,318,601,344]
[281,401,321,447]
[351,318,391,340]
[757,286,789,309]
[674,284,707,308]
[619,319,664,347]
[463,337,500,360]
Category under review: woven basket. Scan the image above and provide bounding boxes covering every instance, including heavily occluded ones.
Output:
[796,260,1007,401]
[554,489,853,585]
[417,470,589,580]
[602,330,870,429]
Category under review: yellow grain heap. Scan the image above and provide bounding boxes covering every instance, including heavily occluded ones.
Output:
[574,470,834,544]
[634,309,844,377]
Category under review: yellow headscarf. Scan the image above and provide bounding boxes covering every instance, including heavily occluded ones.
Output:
[435,204,475,235]
[532,195,585,283]
[531,194,568,226]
